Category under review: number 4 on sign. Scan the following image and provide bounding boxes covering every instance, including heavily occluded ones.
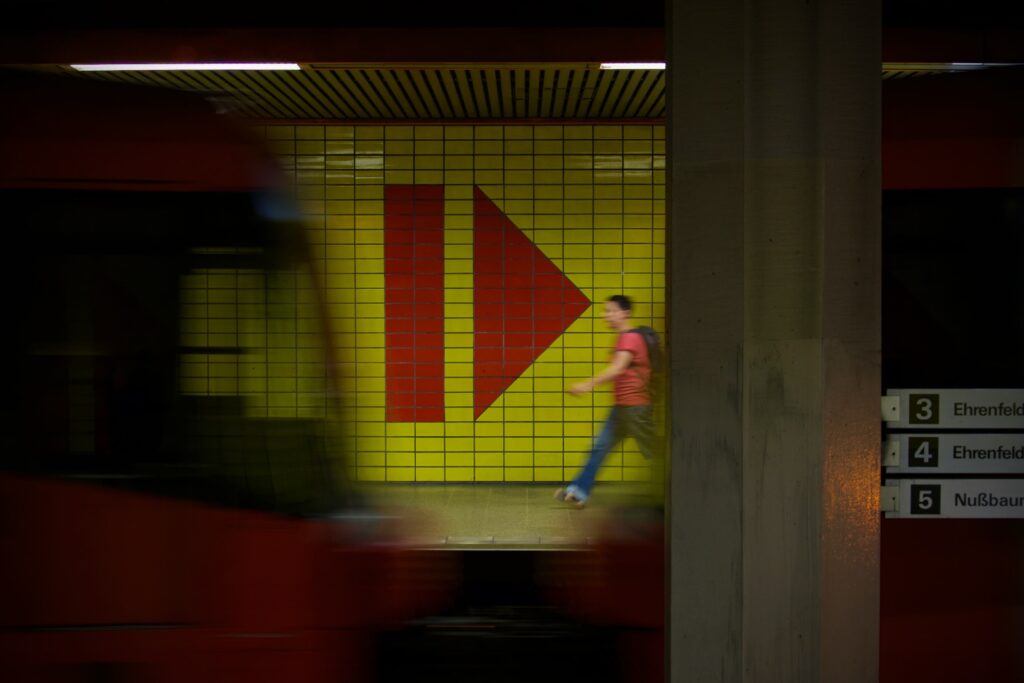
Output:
[908,436,939,468]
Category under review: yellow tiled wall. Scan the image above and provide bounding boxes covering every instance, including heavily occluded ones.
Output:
[189,124,665,483]
[180,264,328,420]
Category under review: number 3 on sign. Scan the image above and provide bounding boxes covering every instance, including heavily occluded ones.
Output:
[909,393,940,425]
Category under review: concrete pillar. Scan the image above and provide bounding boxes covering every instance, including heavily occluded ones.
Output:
[666,1,880,681]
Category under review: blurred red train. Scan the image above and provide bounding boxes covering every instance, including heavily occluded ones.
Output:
[0,70,453,683]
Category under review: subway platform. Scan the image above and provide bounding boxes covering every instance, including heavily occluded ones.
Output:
[362,482,663,549]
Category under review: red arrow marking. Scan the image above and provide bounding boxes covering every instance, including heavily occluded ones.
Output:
[384,185,446,422]
[473,187,591,419]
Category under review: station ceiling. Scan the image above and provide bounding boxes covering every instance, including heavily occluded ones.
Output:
[55,65,666,122]
[31,62,1012,123]
[5,6,1024,123]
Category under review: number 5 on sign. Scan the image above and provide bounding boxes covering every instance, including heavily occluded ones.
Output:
[910,484,942,515]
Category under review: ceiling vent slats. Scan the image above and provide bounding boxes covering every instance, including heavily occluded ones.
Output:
[350,70,397,118]
[307,71,360,118]
[634,71,665,119]
[291,71,344,119]
[68,66,674,121]
[437,70,457,118]
[58,63,995,121]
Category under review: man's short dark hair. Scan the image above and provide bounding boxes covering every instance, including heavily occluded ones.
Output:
[607,294,633,312]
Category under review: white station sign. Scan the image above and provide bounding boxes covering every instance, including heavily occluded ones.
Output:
[883,389,1024,430]
[885,479,1024,519]
[884,434,1024,474]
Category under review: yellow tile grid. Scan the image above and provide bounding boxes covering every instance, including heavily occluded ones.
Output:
[178,265,329,419]
[248,124,667,483]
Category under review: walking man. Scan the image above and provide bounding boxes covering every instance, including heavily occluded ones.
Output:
[556,294,655,508]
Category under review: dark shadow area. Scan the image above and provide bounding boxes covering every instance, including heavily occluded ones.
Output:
[375,550,619,683]
[375,505,664,683]
[881,187,1024,682]
[883,188,1024,389]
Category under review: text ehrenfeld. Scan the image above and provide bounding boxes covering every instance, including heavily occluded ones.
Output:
[953,402,1024,417]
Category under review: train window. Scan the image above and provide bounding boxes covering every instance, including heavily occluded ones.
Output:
[0,189,345,515]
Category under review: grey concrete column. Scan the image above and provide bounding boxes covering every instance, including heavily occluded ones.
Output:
[666,1,880,682]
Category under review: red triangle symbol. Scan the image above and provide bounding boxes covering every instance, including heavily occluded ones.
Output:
[473,187,592,419]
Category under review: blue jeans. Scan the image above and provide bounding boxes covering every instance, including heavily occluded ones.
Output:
[564,405,655,504]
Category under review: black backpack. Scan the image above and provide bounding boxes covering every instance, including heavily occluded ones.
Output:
[629,326,663,373]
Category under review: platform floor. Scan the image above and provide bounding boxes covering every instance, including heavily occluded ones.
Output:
[362,483,661,548]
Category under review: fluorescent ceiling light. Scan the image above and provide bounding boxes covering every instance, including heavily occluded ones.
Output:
[882,61,1021,73]
[599,62,665,70]
[70,63,301,72]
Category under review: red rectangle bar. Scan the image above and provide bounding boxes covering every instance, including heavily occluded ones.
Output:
[385,184,445,422]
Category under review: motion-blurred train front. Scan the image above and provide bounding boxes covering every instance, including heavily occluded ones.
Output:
[0,70,455,683]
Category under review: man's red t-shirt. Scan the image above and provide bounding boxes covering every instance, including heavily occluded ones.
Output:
[613,330,651,406]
